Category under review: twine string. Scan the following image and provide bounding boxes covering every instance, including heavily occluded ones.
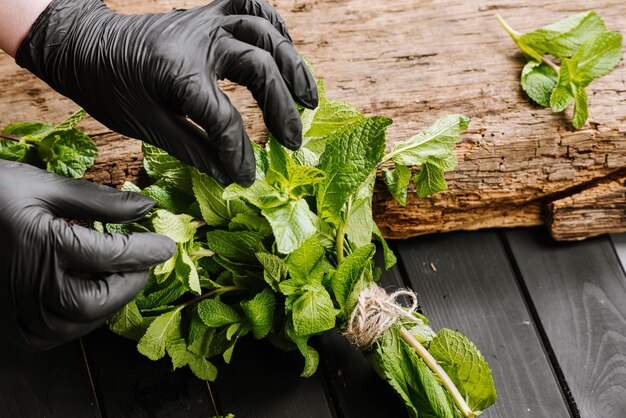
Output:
[343,283,422,349]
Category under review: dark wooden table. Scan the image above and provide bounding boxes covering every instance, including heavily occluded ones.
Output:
[2,227,625,418]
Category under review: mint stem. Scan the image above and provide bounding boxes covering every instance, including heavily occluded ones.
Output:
[0,133,21,142]
[182,285,243,309]
[399,326,475,418]
[542,55,560,72]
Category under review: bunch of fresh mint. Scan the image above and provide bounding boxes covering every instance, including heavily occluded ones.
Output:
[497,11,622,129]
[0,110,97,178]
[91,78,496,417]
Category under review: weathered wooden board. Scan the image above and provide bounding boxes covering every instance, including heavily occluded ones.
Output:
[505,228,626,417]
[397,230,571,417]
[211,338,336,418]
[81,328,219,417]
[0,0,624,240]
[0,340,101,418]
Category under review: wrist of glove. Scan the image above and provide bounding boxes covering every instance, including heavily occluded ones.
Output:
[16,0,317,186]
[0,160,175,350]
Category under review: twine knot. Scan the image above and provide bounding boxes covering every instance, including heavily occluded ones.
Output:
[343,283,422,349]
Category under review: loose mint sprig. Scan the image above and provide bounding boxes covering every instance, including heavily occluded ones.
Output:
[497,11,622,129]
[0,110,97,178]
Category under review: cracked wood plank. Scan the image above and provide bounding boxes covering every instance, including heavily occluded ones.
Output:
[0,0,624,240]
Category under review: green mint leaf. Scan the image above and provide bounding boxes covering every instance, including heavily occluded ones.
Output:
[136,272,187,309]
[137,307,183,360]
[223,178,289,209]
[278,278,303,296]
[286,236,326,283]
[550,57,576,112]
[292,286,336,336]
[332,244,376,313]
[287,165,326,199]
[228,213,273,237]
[429,328,497,413]
[205,230,264,263]
[226,322,241,341]
[317,116,390,226]
[141,184,192,213]
[142,143,191,191]
[520,61,558,107]
[151,209,197,243]
[0,142,30,163]
[186,351,218,381]
[572,31,622,80]
[267,135,291,179]
[305,98,363,143]
[198,299,241,327]
[372,223,397,270]
[52,109,87,132]
[414,160,448,198]
[255,252,288,292]
[262,199,316,255]
[3,121,52,138]
[285,321,320,377]
[175,244,201,295]
[107,301,148,340]
[572,84,589,129]
[43,129,98,178]
[240,288,276,339]
[192,169,253,226]
[166,333,189,369]
[382,164,411,207]
[387,114,468,167]
[154,250,177,283]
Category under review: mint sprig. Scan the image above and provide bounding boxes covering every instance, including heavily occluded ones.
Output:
[0,110,97,178]
[497,11,622,129]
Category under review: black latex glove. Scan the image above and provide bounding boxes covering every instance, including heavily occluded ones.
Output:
[0,160,176,350]
[16,0,317,186]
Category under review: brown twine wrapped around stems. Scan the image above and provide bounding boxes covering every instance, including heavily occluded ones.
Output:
[343,283,423,349]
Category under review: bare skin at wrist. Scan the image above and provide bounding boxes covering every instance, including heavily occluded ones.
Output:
[0,0,53,57]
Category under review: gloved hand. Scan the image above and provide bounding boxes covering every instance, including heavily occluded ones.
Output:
[16,0,317,186]
[0,160,176,350]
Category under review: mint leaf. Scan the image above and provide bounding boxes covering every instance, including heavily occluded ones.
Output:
[572,85,589,129]
[223,178,289,209]
[429,328,497,413]
[151,209,197,243]
[187,351,218,381]
[43,129,98,178]
[175,244,201,295]
[520,61,558,107]
[387,115,468,167]
[205,230,264,263]
[414,160,448,198]
[141,184,192,213]
[3,121,52,137]
[262,199,316,255]
[305,98,363,143]
[372,223,397,270]
[292,285,336,336]
[382,164,411,207]
[192,169,253,226]
[137,307,183,360]
[240,288,276,339]
[198,299,241,327]
[286,236,326,283]
[573,31,622,79]
[285,322,320,377]
[332,244,376,313]
[256,252,288,292]
[107,301,148,340]
[228,213,272,237]
[317,116,390,226]
[142,143,191,191]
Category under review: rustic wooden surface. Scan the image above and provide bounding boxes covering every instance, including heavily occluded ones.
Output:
[0,0,624,241]
[2,230,626,417]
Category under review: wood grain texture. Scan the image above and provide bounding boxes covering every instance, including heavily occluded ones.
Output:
[548,173,626,240]
[505,228,626,417]
[0,340,100,418]
[315,250,410,418]
[397,230,570,417]
[81,327,218,418]
[1,0,624,240]
[210,338,336,418]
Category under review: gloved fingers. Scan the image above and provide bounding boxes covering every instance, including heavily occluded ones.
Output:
[52,220,176,273]
[225,0,292,41]
[152,113,233,185]
[223,15,317,109]
[46,269,149,323]
[215,37,303,151]
[179,81,256,186]
[35,307,105,343]
[48,177,156,223]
